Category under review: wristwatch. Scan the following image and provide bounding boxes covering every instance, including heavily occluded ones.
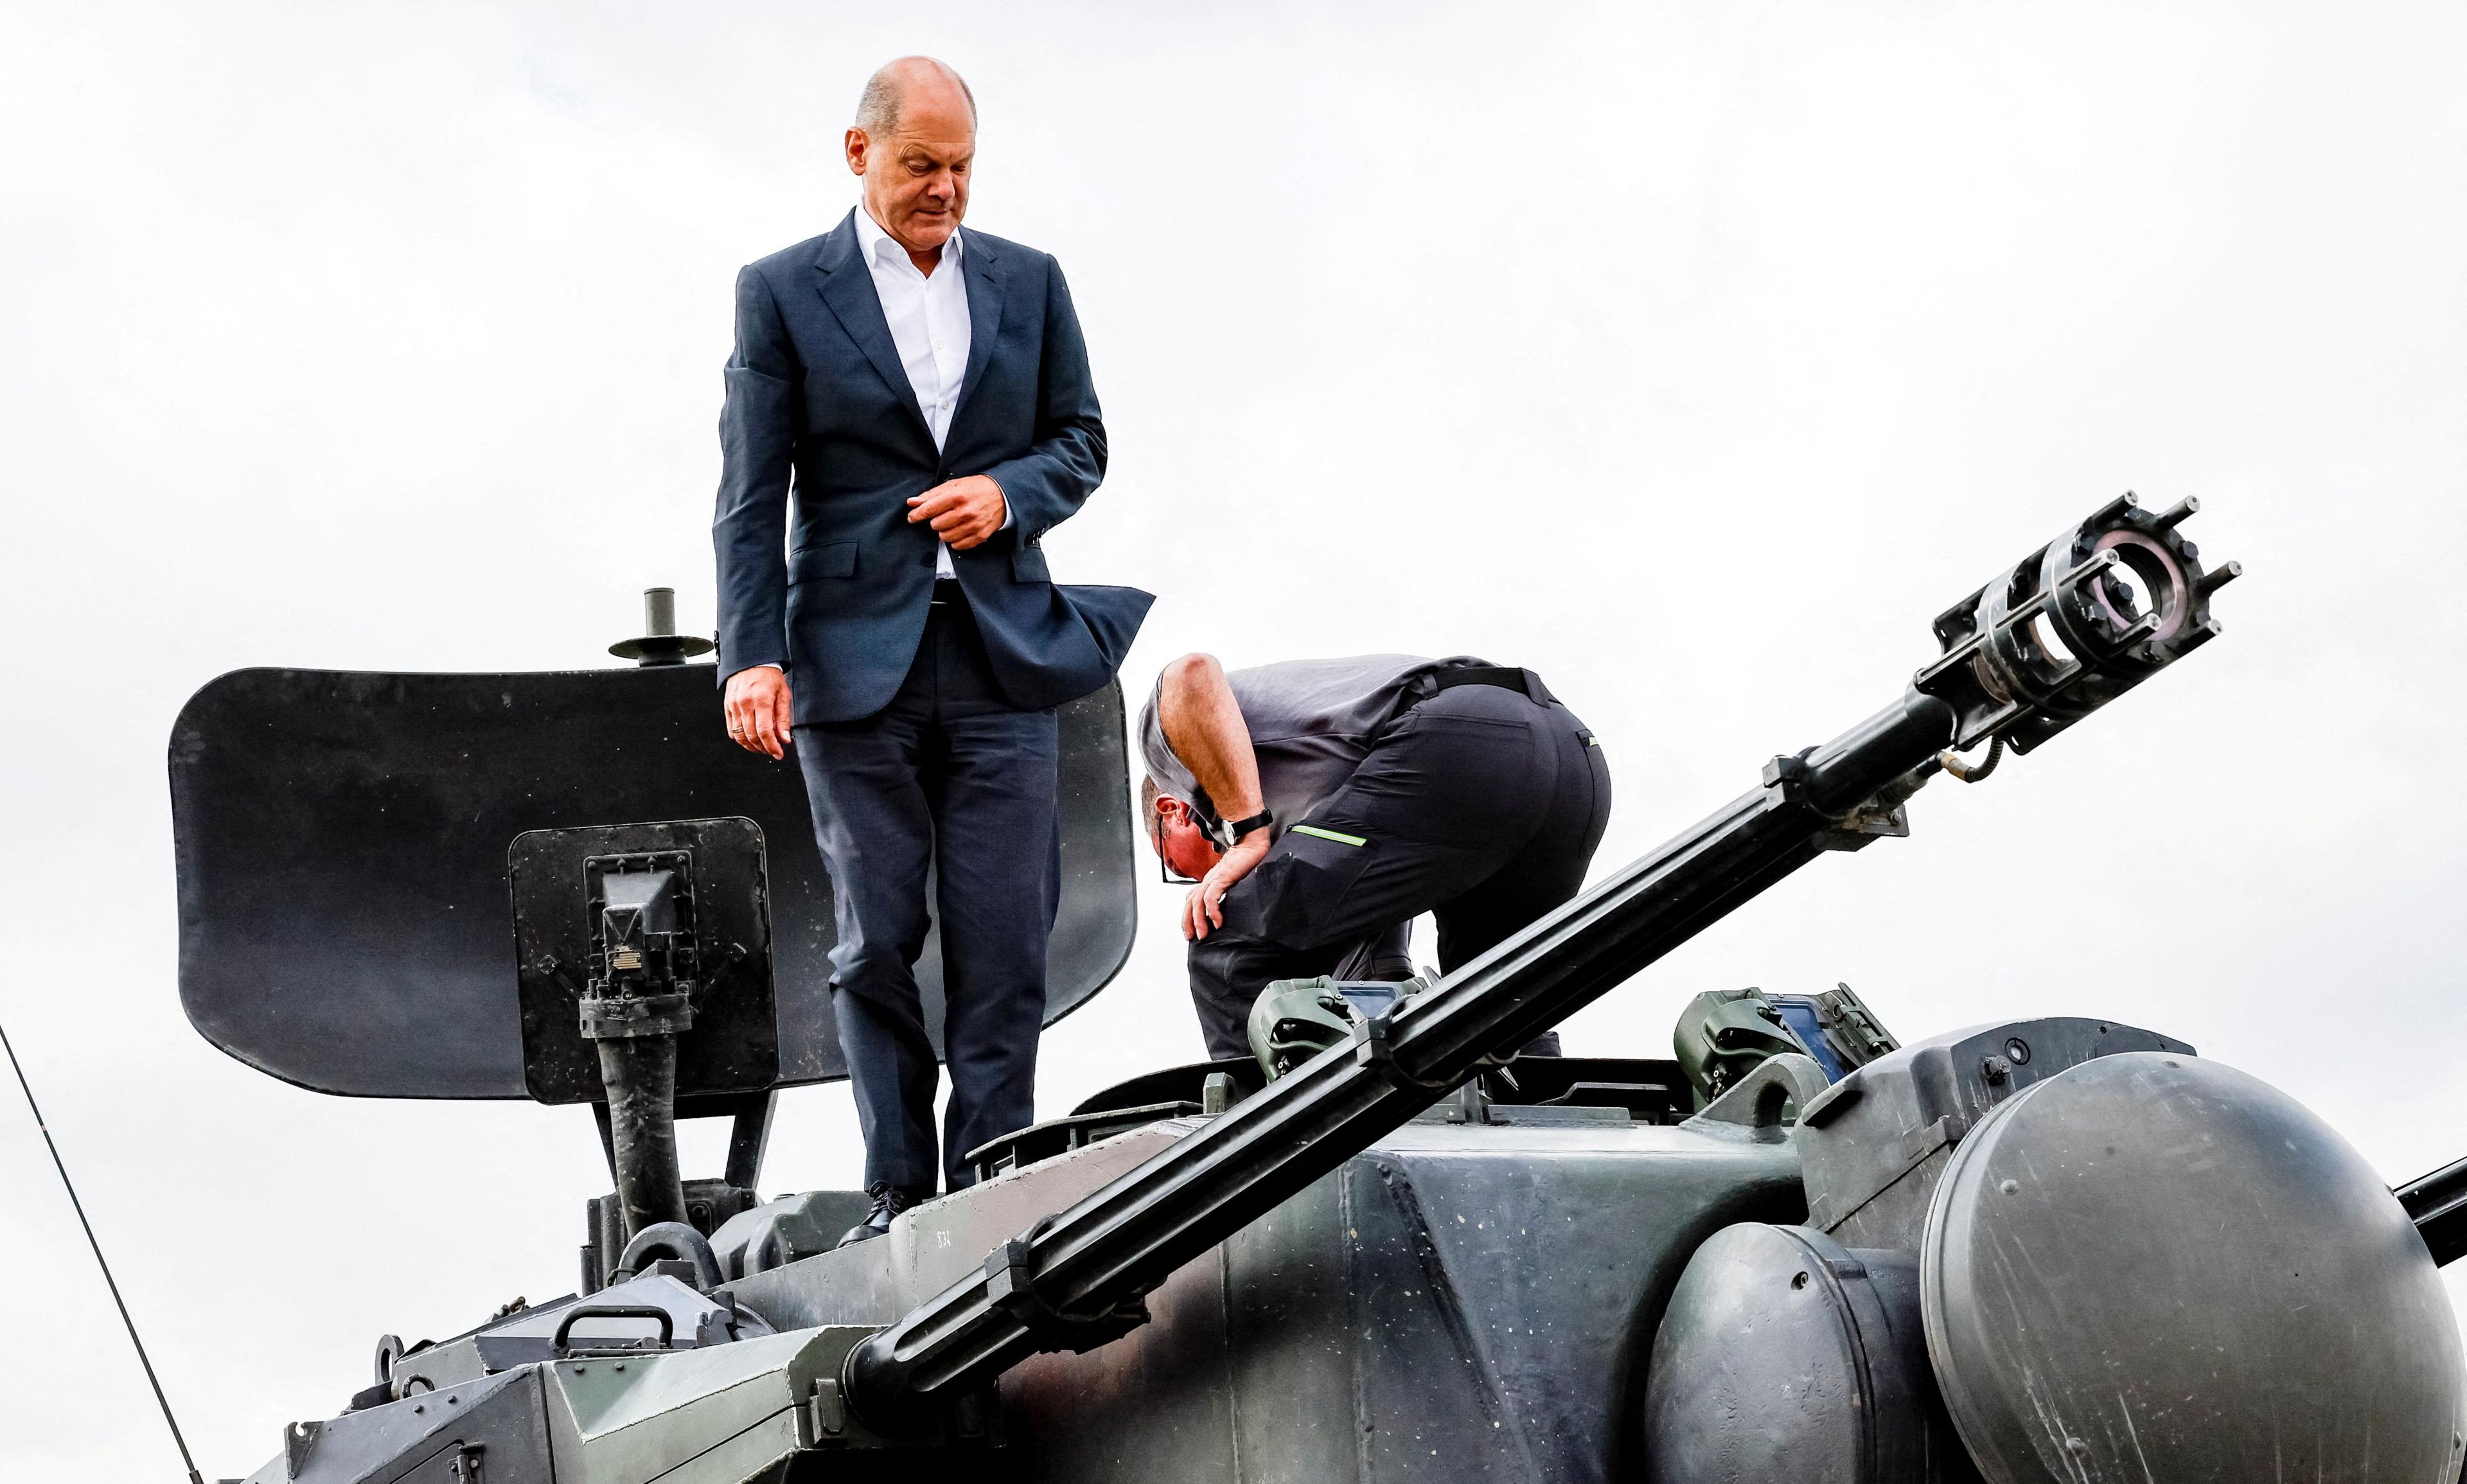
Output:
[1208,809,1274,849]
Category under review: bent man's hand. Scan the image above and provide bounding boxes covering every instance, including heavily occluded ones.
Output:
[724,666,793,761]
[906,475,1008,551]
[1184,832,1271,942]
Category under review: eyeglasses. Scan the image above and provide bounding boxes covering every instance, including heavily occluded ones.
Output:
[1153,810,1202,887]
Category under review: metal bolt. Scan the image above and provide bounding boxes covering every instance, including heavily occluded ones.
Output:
[1981,1054,2012,1085]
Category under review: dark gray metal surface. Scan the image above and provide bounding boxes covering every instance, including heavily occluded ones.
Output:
[239,1365,554,1484]
[509,817,777,1110]
[1795,1018,2195,1247]
[168,665,1136,1099]
[385,1275,768,1399]
[1921,1052,2467,1484]
[721,1117,1808,1483]
[1641,1223,1977,1483]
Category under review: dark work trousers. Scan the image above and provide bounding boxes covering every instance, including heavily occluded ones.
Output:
[1188,684,1613,1061]
[793,588,1059,1199]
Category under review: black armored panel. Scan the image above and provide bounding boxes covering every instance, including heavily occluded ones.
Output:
[507,817,778,1105]
[168,663,1137,1100]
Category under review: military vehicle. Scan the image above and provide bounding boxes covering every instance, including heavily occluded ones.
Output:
[160,497,2467,1483]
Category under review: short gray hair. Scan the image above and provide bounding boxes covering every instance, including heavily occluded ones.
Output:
[854,57,977,139]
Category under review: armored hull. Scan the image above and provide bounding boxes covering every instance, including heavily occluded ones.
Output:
[242,1086,1810,1484]
[234,1030,2467,1484]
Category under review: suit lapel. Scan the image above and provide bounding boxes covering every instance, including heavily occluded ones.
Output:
[812,211,935,445]
[951,229,1007,429]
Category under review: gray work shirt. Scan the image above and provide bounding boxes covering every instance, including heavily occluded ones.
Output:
[1138,654,1494,837]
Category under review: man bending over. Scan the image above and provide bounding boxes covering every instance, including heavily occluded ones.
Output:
[1138,653,1613,1061]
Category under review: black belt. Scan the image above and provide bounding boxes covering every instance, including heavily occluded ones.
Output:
[1423,664,1555,707]
[930,577,966,606]
[1418,666,1596,749]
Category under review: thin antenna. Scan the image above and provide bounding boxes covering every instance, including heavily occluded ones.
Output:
[1,1017,207,1484]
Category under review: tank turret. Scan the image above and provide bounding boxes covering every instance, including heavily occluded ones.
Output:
[164,498,2467,1484]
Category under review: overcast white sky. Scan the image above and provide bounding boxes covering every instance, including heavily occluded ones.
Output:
[4,2,2465,1476]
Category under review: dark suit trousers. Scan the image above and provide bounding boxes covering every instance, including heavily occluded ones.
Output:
[1187,685,1613,1062]
[795,590,1059,1197]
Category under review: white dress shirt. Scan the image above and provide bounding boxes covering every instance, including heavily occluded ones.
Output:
[751,209,1007,680]
[853,206,988,579]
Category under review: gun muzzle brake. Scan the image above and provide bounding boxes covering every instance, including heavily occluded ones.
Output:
[1915,491,2234,754]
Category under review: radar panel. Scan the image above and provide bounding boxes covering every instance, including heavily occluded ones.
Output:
[168,664,1137,1099]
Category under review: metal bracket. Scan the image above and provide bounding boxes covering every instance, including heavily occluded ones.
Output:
[614,1222,723,1291]
[1760,749,1817,806]
[982,1231,1150,1355]
[1349,1011,1453,1093]
[1442,1076,1494,1124]
[578,991,696,1040]
[809,1377,848,1438]
[1769,747,1918,850]
[1816,800,1911,852]
[1816,760,1934,852]
[283,1419,323,1480]
[1683,1053,1831,1143]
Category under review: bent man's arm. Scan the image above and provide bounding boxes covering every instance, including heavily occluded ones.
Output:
[1157,654,1265,822]
[714,264,801,756]
[980,258,1106,542]
[1158,653,1271,940]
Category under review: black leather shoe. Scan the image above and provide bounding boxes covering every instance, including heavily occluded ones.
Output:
[838,1186,922,1249]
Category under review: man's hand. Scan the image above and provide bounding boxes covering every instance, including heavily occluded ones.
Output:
[724,666,793,760]
[1183,831,1271,942]
[906,475,1008,550]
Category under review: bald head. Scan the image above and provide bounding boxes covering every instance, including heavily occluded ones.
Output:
[855,57,976,141]
[845,57,978,268]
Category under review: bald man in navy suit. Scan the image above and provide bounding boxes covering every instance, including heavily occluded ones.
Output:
[714,57,1150,1245]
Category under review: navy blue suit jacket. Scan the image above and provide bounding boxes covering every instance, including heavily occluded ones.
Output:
[714,210,1151,724]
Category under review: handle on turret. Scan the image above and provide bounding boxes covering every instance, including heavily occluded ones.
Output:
[553,1303,675,1355]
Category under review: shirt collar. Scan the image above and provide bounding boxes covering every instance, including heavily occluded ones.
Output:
[853,204,962,272]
